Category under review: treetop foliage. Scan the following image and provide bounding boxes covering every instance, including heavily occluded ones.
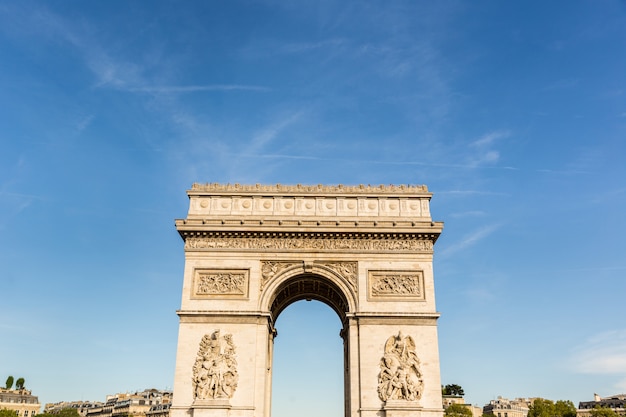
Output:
[37,409,81,417]
[442,384,465,396]
[445,404,473,417]
[1,410,19,417]
[589,406,620,417]
[528,398,577,417]
[15,378,25,390]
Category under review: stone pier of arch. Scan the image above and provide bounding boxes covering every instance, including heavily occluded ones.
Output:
[170,183,445,417]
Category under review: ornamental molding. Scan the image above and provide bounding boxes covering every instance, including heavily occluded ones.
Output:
[184,233,434,253]
[378,332,423,402]
[193,330,238,400]
[317,261,358,290]
[192,269,249,299]
[368,270,425,300]
[260,261,302,290]
[190,183,429,194]
[260,260,358,291]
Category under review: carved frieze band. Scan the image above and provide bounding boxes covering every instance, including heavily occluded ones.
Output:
[260,260,358,291]
[192,269,249,299]
[185,236,433,253]
[368,270,425,300]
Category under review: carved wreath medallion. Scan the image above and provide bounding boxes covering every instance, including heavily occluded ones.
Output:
[192,330,239,400]
[378,332,423,402]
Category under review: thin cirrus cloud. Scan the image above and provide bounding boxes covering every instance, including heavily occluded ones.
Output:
[569,330,626,375]
[437,223,502,259]
[465,130,511,168]
[128,85,271,94]
[471,130,511,148]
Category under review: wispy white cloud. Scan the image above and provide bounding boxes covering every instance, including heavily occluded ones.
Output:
[437,190,510,196]
[449,210,487,218]
[280,38,347,55]
[75,114,94,132]
[471,130,511,148]
[466,130,511,167]
[239,37,348,59]
[569,330,626,374]
[129,85,271,93]
[249,111,304,152]
[438,223,501,258]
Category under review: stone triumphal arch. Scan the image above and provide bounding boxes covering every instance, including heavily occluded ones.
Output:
[171,183,444,417]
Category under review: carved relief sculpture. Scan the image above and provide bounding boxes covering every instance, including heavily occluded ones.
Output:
[318,261,358,290]
[260,261,301,290]
[186,235,433,252]
[192,330,239,400]
[193,269,249,298]
[378,332,423,402]
[369,270,424,299]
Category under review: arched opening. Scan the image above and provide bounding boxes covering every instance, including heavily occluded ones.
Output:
[271,300,344,417]
[268,274,351,417]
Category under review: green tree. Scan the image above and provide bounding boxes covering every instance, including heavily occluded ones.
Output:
[58,409,81,417]
[15,378,25,390]
[445,404,473,417]
[529,398,579,417]
[4,376,14,390]
[1,410,20,417]
[555,400,577,417]
[442,384,465,396]
[589,406,619,417]
[37,410,80,417]
[528,398,556,417]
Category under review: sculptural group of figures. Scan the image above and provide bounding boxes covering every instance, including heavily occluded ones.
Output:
[378,332,424,402]
[192,330,238,400]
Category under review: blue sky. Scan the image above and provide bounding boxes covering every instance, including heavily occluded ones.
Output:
[1,1,625,415]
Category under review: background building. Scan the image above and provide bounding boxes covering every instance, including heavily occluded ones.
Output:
[443,395,483,417]
[0,388,41,417]
[483,397,533,417]
[45,389,171,417]
[578,394,626,417]
[44,401,104,416]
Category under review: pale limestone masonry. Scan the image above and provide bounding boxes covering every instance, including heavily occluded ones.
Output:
[0,388,40,417]
[483,397,532,417]
[171,183,445,417]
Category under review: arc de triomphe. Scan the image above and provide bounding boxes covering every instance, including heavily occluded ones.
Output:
[171,183,444,417]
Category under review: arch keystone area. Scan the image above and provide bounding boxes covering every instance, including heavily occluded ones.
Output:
[171,183,445,417]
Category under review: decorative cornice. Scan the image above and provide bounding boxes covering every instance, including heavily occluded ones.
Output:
[190,183,429,195]
[181,232,436,253]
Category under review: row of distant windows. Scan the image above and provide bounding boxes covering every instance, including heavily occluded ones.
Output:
[580,404,625,409]
[14,410,36,417]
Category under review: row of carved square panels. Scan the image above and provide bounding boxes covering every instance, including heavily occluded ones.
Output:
[190,197,431,217]
[190,268,425,301]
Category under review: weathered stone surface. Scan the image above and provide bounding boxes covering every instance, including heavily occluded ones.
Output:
[171,183,444,417]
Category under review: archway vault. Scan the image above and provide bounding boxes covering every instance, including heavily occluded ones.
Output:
[259,261,357,324]
[269,273,349,323]
[171,183,444,417]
